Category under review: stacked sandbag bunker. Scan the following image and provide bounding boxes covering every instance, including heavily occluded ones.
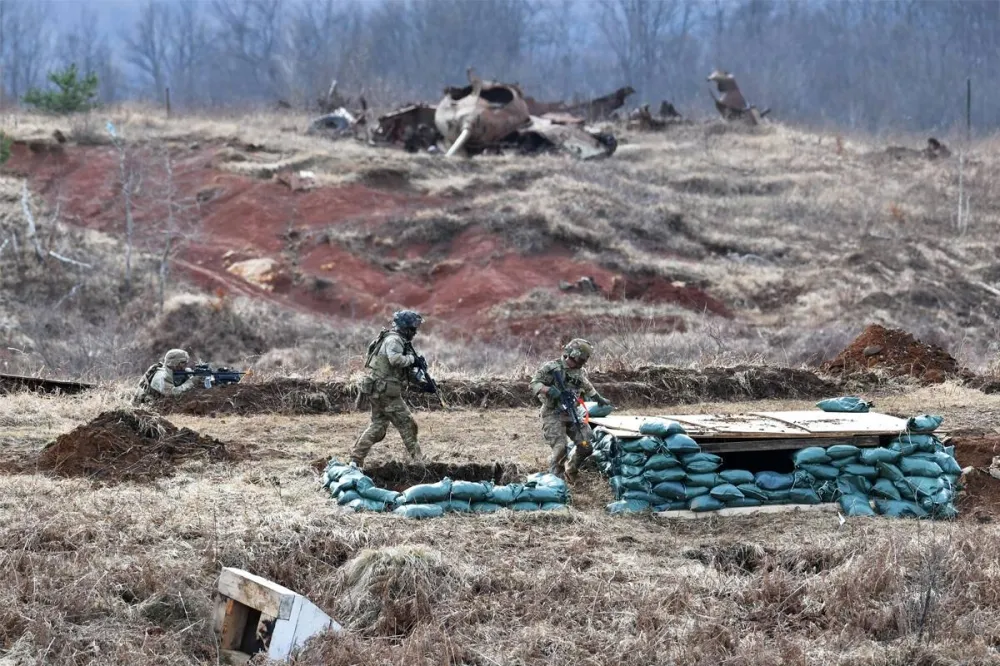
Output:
[321,460,570,518]
[590,406,962,519]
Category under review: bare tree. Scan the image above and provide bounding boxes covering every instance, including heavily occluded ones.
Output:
[153,149,201,309]
[123,0,170,97]
[209,0,290,101]
[0,0,54,102]
[59,6,121,102]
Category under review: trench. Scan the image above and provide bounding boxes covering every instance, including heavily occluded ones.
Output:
[363,461,522,493]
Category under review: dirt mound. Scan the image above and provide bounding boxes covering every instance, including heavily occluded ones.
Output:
[821,324,969,384]
[362,461,521,492]
[38,409,237,483]
[155,366,839,416]
[948,433,1000,522]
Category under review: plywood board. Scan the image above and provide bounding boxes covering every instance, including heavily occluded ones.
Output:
[750,411,908,435]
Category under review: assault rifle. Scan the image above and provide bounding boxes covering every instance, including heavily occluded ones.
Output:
[173,363,248,387]
[404,341,447,407]
[552,369,592,454]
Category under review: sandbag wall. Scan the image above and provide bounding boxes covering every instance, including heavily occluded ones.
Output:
[321,460,570,518]
[590,414,962,519]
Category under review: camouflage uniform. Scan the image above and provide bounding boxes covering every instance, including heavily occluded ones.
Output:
[133,349,198,405]
[529,339,610,480]
[350,313,425,467]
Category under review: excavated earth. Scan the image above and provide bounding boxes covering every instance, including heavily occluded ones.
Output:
[822,324,973,385]
[36,409,241,483]
[152,365,838,416]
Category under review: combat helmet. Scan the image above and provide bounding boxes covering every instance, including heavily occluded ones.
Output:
[392,310,424,338]
[563,338,593,364]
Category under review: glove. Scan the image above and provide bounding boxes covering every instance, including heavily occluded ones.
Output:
[403,354,416,366]
[594,394,612,407]
[546,386,561,399]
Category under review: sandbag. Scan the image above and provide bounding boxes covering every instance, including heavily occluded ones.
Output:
[526,473,567,491]
[623,491,663,505]
[644,453,680,470]
[329,473,369,497]
[681,452,723,468]
[689,495,726,512]
[726,497,763,508]
[907,414,943,433]
[520,486,566,504]
[943,474,961,489]
[709,483,745,501]
[620,464,646,478]
[323,461,359,484]
[360,485,403,505]
[789,487,821,504]
[607,499,650,514]
[639,419,685,438]
[816,396,871,413]
[336,490,362,505]
[445,499,473,513]
[842,464,879,480]
[510,501,541,512]
[621,436,662,455]
[793,470,816,488]
[877,461,905,483]
[685,473,721,488]
[665,434,701,455]
[653,500,690,512]
[799,464,840,481]
[393,503,444,518]
[755,471,794,491]
[859,447,901,465]
[893,433,938,454]
[763,489,791,502]
[488,483,525,505]
[874,499,928,519]
[652,481,686,501]
[471,502,503,513]
[904,476,944,498]
[894,481,916,501]
[643,468,686,485]
[720,469,755,485]
[685,485,710,499]
[347,498,392,512]
[933,452,963,475]
[840,494,875,517]
[899,457,944,478]
[871,478,902,501]
[793,446,832,466]
[540,502,568,511]
[837,475,872,496]
[737,484,769,501]
[618,453,649,468]
[621,476,651,492]
[931,503,958,520]
[400,478,453,504]
[685,460,721,474]
[830,456,860,469]
[816,481,839,503]
[584,401,613,418]
[826,444,861,459]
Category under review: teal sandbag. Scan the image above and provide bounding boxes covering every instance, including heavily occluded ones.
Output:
[908,452,940,462]
[652,481,686,501]
[830,456,860,469]
[540,502,567,511]
[471,502,503,513]
[584,402,614,418]
[899,457,944,478]
[644,453,680,470]
[619,465,646,478]
[511,501,541,512]
[329,472,369,496]
[608,477,624,499]
[904,476,944,498]
[323,460,359,482]
[347,498,391,512]
[644,468,686,485]
[737,484,768,501]
[799,464,840,481]
[816,396,871,413]
[826,444,861,459]
[488,483,525,505]
[665,434,700,455]
[621,436,662,455]
[720,469,755,485]
[840,494,876,517]
[932,503,958,520]
[877,462,905,483]
[445,499,473,513]
[933,452,963,475]
[684,460,721,474]
[789,487,821,504]
[793,470,816,488]
[618,453,648,468]
[837,475,872,496]
[874,499,928,519]
[907,414,944,433]
[709,483,745,501]
[842,464,879,480]
[871,478,902,501]
[526,473,568,491]
[893,433,938,454]
[755,471,794,491]
[927,487,955,507]
[681,452,723,467]
[336,490,362,505]
[639,419,685,438]
[401,478,453,504]
[607,499,650,514]
[686,473,721,487]
[816,481,839,502]
[793,447,832,466]
[943,474,961,489]
[450,481,492,502]
[360,485,403,505]
[689,495,726,512]
[621,476,650,492]
[685,485,710,499]
[393,503,444,518]
[859,447,901,465]
[623,491,662,504]
[763,489,791,502]
[520,486,566,504]
[653,500,690,511]
[894,481,915,501]
[727,497,763,508]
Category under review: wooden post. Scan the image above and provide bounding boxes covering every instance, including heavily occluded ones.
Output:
[165,86,171,119]
[966,77,971,143]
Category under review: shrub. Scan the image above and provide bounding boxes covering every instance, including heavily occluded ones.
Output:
[23,63,98,114]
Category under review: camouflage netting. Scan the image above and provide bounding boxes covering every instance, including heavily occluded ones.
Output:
[592,406,961,520]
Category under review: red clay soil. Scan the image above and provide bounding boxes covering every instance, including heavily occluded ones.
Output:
[821,324,970,384]
[37,409,239,483]
[6,141,730,336]
[946,433,1000,522]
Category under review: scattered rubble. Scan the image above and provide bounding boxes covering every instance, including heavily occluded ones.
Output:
[822,324,971,384]
[371,104,439,152]
[436,68,532,157]
[524,86,636,122]
[627,102,685,131]
[707,70,770,124]
[37,409,239,483]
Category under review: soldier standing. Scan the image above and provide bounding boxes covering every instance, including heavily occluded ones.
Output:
[529,338,612,481]
[350,310,427,468]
